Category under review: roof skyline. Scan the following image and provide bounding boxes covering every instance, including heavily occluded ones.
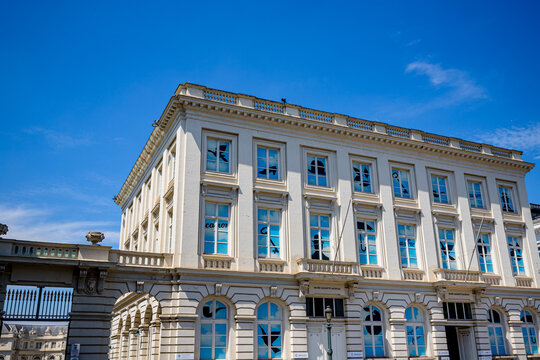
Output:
[1,1,539,247]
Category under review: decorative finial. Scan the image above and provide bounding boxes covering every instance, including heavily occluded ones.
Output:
[0,223,8,237]
[86,231,105,245]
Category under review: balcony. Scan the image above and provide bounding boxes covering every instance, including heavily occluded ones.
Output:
[433,268,485,283]
[297,258,360,275]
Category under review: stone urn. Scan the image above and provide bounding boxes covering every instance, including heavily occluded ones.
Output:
[86,231,105,245]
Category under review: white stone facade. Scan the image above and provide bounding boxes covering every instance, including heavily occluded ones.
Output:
[110,83,540,360]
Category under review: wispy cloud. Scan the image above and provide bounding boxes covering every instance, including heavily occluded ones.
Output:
[376,61,488,120]
[24,127,92,149]
[476,122,540,158]
[0,205,118,247]
[406,61,488,106]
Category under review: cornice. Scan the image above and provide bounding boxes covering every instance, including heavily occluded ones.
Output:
[114,83,535,208]
[177,95,534,171]
[115,96,183,207]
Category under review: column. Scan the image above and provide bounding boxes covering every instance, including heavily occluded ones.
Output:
[235,316,255,359]
[138,325,149,360]
[389,309,408,360]
[149,321,161,360]
[129,328,138,360]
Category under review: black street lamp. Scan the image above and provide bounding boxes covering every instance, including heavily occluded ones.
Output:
[325,305,333,360]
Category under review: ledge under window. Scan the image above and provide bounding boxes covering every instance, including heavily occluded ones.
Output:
[202,254,233,270]
[258,258,286,272]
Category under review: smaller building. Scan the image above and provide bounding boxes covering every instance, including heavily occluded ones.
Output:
[0,323,67,360]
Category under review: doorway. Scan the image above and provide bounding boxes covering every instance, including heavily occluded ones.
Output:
[445,326,477,360]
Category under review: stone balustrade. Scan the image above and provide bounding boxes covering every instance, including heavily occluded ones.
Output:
[177,83,523,161]
[297,258,360,275]
[433,268,484,283]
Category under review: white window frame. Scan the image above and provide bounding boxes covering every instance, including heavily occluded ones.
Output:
[166,140,176,183]
[198,299,230,360]
[477,233,495,273]
[303,148,335,190]
[362,304,386,357]
[202,130,237,178]
[405,306,428,357]
[390,162,416,200]
[256,206,282,259]
[497,182,519,214]
[356,218,378,265]
[308,211,332,261]
[255,301,283,359]
[202,200,232,256]
[398,223,418,269]
[465,175,489,210]
[487,308,507,356]
[438,227,458,270]
[521,309,539,355]
[507,235,526,275]
[350,155,378,195]
[253,139,286,185]
[427,169,455,206]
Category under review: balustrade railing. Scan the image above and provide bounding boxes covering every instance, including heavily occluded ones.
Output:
[187,84,520,161]
[433,268,484,282]
[297,259,359,275]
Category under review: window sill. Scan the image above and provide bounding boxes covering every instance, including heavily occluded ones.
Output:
[514,275,533,287]
[304,185,336,196]
[202,254,233,270]
[258,258,286,272]
[360,265,384,279]
[502,213,524,224]
[254,177,287,188]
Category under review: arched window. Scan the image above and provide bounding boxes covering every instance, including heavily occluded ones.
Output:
[200,300,228,359]
[256,302,282,359]
[521,310,538,354]
[363,305,385,357]
[405,306,426,356]
[487,309,506,355]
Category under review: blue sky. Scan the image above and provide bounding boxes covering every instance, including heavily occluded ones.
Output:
[1,1,539,248]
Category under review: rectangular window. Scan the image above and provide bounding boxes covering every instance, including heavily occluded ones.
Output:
[306,297,344,318]
[206,139,231,173]
[507,236,525,275]
[442,302,473,320]
[357,219,377,265]
[257,146,279,180]
[467,181,484,208]
[431,175,449,204]
[499,186,515,213]
[352,162,372,193]
[398,224,417,268]
[307,155,328,187]
[167,211,173,253]
[392,168,411,198]
[477,233,494,273]
[257,208,280,258]
[439,229,457,269]
[310,213,330,260]
[204,202,230,255]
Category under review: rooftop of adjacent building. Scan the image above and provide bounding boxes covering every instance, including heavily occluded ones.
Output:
[531,203,540,220]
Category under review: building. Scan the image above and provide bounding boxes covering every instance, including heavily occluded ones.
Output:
[107,83,540,360]
[0,323,67,360]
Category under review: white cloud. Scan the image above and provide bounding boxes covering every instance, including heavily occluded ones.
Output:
[24,127,92,149]
[0,204,118,247]
[476,122,540,155]
[402,61,488,114]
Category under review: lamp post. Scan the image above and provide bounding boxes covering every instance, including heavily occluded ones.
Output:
[325,305,333,360]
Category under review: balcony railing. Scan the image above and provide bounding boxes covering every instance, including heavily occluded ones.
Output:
[297,259,359,275]
[178,83,522,162]
[433,268,484,282]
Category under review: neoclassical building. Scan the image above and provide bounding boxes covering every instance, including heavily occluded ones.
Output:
[109,83,540,360]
